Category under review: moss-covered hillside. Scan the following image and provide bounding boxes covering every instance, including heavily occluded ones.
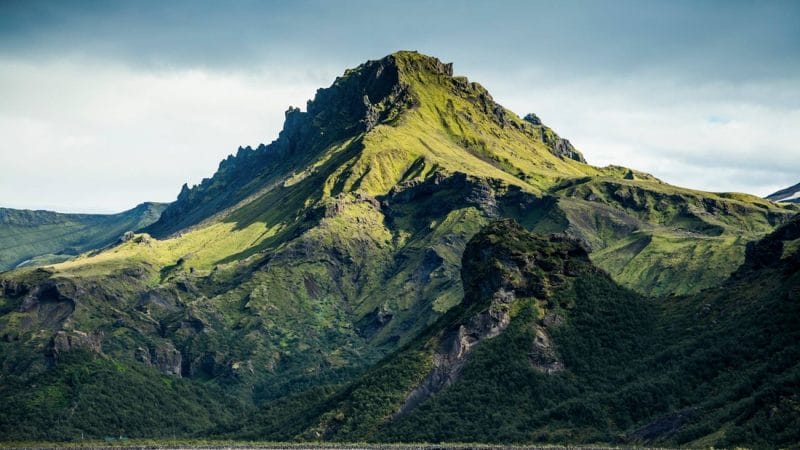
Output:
[249,218,800,448]
[0,51,796,445]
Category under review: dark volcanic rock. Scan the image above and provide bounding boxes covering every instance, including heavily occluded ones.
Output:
[523,113,542,125]
[552,138,586,163]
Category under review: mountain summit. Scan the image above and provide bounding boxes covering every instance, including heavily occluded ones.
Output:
[146,51,590,237]
[0,52,797,446]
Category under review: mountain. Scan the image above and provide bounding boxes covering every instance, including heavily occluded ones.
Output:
[243,217,800,448]
[767,181,800,203]
[0,51,797,445]
[0,202,167,271]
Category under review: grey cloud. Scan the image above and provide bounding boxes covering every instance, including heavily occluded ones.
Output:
[0,0,798,210]
[1,0,798,82]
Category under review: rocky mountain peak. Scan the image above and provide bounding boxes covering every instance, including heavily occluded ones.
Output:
[460,219,591,306]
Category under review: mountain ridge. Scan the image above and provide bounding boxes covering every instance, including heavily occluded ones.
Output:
[767,181,800,203]
[0,202,166,271]
[0,51,797,447]
[144,51,592,239]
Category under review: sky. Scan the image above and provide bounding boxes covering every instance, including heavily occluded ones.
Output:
[0,0,798,213]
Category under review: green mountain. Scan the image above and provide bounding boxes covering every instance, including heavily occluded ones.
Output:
[0,51,797,446]
[0,202,167,271]
[257,217,799,448]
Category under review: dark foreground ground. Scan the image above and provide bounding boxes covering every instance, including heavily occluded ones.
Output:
[0,442,671,450]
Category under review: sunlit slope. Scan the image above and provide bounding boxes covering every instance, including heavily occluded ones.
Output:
[48,51,606,352]
[534,176,795,295]
[54,51,794,295]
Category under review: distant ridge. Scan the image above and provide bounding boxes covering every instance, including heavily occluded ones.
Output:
[766,181,800,203]
[0,202,167,270]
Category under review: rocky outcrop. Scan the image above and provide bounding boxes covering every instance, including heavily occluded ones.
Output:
[394,288,514,419]
[135,342,183,377]
[523,113,542,125]
[550,138,586,163]
[529,326,564,374]
[461,220,591,306]
[356,304,395,338]
[383,171,500,217]
[737,213,800,274]
[50,330,103,356]
[393,220,589,418]
[0,278,28,298]
[154,343,183,377]
[18,282,76,330]
[322,193,381,219]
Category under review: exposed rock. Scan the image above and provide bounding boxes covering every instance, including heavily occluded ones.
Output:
[529,327,564,374]
[737,214,800,274]
[383,171,500,218]
[152,343,183,377]
[491,104,508,127]
[523,113,542,125]
[416,248,445,284]
[461,220,591,306]
[136,289,180,315]
[188,351,226,378]
[356,304,395,338]
[551,138,586,163]
[464,178,499,217]
[230,359,254,376]
[541,312,565,328]
[323,193,381,219]
[0,279,28,298]
[50,330,103,356]
[135,346,151,365]
[393,288,513,419]
[135,343,183,377]
[18,282,76,331]
[361,94,380,131]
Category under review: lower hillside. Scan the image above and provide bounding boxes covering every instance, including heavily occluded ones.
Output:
[1,212,798,447]
[241,217,800,448]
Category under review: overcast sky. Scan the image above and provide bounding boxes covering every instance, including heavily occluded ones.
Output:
[1,0,798,213]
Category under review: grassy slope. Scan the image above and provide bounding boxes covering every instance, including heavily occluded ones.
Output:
[0,203,166,271]
[544,176,794,295]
